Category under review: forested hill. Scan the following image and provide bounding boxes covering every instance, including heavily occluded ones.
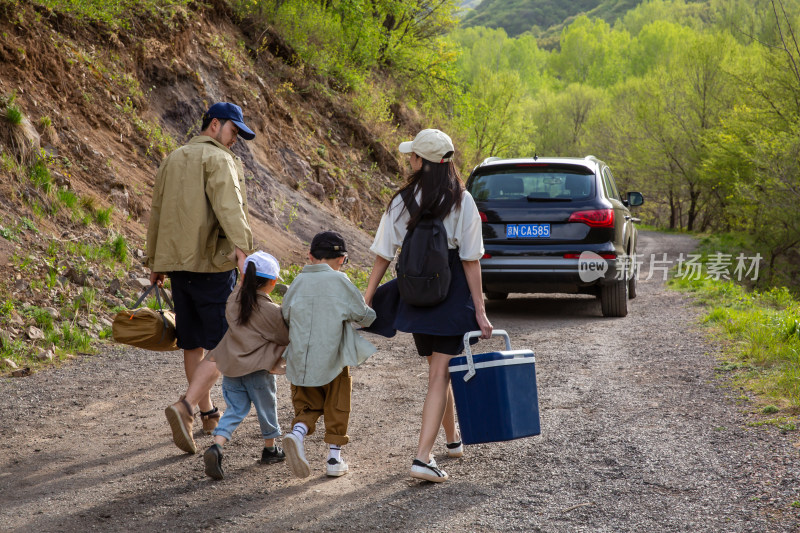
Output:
[460,0,643,37]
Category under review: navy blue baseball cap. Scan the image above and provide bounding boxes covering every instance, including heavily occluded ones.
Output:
[204,102,256,140]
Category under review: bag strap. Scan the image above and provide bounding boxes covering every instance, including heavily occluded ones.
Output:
[131,283,158,309]
[158,286,175,310]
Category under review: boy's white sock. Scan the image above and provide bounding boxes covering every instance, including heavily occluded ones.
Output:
[291,422,308,442]
[327,444,342,461]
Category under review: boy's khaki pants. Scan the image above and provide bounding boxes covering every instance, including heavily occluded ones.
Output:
[290,367,351,446]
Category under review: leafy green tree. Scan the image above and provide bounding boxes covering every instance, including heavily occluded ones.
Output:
[547,15,631,87]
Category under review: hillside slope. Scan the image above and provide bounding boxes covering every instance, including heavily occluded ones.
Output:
[0,1,409,369]
[460,0,643,38]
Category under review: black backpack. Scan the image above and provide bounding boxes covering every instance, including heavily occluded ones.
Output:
[395,189,451,307]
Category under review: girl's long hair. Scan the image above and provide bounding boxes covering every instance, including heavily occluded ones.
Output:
[237,261,269,326]
[389,157,464,229]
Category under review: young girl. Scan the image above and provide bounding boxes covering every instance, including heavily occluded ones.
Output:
[364,129,492,483]
[201,251,290,480]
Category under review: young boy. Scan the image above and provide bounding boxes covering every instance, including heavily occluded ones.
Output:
[281,231,376,478]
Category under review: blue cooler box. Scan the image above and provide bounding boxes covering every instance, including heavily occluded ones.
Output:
[449,330,540,445]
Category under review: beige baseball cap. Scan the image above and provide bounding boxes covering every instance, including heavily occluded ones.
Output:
[398,129,455,163]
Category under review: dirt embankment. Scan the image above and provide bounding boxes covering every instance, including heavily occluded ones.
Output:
[2,231,799,532]
[0,1,412,270]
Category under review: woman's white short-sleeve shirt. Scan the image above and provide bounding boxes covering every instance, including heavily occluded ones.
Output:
[370,189,484,262]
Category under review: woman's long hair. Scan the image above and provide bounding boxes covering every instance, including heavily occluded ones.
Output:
[389,156,464,229]
[237,261,269,326]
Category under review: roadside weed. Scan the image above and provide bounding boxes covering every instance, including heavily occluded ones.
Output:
[670,277,800,411]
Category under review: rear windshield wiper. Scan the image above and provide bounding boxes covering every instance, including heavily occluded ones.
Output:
[527,195,572,202]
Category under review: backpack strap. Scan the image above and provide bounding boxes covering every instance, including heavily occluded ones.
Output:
[400,188,420,217]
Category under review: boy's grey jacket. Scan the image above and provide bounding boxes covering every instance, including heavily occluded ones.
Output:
[282,264,377,387]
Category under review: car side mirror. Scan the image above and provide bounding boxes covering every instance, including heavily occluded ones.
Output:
[626,192,644,207]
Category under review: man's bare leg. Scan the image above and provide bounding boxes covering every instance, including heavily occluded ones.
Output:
[183,348,216,412]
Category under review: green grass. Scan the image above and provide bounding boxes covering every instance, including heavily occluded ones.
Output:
[668,256,800,414]
[29,159,53,193]
[56,189,79,209]
[4,104,22,125]
[94,206,113,227]
[27,0,192,30]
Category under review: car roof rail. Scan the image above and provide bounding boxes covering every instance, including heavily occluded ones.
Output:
[481,156,502,166]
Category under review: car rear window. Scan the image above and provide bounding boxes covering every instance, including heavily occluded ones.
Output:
[469,166,595,201]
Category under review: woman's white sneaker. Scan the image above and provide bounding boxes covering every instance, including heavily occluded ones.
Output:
[445,440,464,458]
[410,458,449,482]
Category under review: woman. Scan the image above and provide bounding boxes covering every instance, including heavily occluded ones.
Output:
[364,129,493,483]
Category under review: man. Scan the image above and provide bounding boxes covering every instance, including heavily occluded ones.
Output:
[146,102,256,453]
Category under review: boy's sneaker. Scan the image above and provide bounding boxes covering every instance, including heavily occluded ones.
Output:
[203,444,224,480]
[282,433,311,478]
[164,396,197,454]
[410,458,449,482]
[260,446,286,464]
[446,440,464,458]
[326,457,349,477]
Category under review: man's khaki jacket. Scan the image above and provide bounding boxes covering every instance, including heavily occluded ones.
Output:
[146,136,254,273]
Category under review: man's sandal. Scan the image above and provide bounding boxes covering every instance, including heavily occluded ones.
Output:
[200,406,221,435]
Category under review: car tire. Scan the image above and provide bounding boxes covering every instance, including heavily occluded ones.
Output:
[600,279,628,317]
[628,262,638,300]
[485,292,509,300]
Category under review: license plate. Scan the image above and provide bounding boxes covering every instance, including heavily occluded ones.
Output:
[506,224,551,239]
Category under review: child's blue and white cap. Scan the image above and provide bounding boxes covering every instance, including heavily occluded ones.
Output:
[244,251,281,280]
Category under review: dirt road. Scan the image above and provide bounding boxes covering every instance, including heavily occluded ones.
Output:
[2,231,799,532]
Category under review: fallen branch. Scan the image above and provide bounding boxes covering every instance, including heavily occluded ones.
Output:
[562,502,594,513]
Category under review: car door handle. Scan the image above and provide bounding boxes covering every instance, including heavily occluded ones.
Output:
[624,215,631,220]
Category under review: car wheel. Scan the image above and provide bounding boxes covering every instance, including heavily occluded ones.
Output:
[628,261,638,300]
[600,279,628,317]
[485,292,509,300]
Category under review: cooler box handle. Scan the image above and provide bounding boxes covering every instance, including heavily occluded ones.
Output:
[461,330,511,382]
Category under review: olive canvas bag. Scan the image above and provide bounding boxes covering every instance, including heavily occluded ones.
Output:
[112,283,179,351]
[395,189,452,307]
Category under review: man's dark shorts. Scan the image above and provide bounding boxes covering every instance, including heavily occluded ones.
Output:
[169,270,236,351]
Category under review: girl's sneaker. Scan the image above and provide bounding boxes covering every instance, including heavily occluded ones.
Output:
[410,458,448,482]
[260,446,286,464]
[445,440,464,458]
[203,444,225,480]
[326,457,349,477]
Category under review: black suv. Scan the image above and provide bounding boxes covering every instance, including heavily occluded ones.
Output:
[465,156,644,317]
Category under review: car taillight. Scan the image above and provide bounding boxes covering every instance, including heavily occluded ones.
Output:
[568,209,614,227]
[479,211,488,222]
[482,253,492,259]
